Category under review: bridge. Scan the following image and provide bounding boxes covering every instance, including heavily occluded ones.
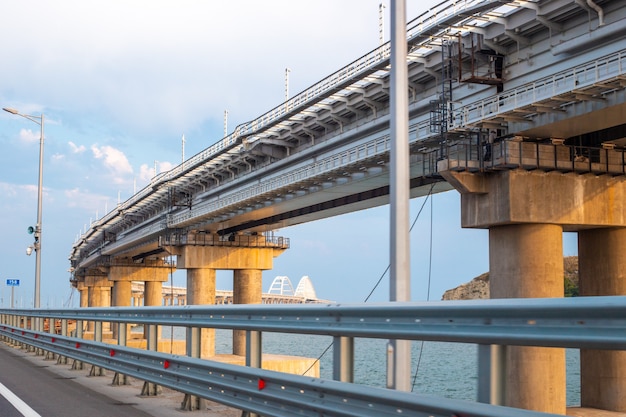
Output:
[131,276,329,305]
[58,0,626,415]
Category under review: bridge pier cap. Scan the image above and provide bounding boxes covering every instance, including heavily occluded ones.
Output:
[442,169,626,231]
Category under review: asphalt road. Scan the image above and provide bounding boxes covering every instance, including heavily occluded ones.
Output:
[0,342,157,417]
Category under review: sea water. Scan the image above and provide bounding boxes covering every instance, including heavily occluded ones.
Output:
[161,327,581,406]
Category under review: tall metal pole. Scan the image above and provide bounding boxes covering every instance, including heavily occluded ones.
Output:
[34,114,44,310]
[388,0,411,391]
[3,108,44,313]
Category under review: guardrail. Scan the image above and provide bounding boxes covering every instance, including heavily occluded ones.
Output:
[449,49,626,130]
[442,139,626,175]
[2,296,625,416]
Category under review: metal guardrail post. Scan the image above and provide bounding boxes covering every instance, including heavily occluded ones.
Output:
[89,321,105,376]
[141,323,161,394]
[57,319,68,365]
[333,336,354,383]
[72,319,84,370]
[477,344,507,405]
[244,330,262,417]
[45,316,56,360]
[182,326,205,411]
[112,322,128,385]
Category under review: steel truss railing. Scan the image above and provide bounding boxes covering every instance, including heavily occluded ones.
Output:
[2,296,626,416]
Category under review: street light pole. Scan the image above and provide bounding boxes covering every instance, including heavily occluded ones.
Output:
[3,107,44,311]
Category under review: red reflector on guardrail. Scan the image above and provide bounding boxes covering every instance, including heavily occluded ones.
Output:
[258,379,266,390]
[164,360,170,369]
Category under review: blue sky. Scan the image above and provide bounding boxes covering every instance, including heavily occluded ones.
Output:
[0,1,578,307]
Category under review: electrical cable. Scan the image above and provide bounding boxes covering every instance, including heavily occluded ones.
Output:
[411,189,434,392]
[302,183,437,377]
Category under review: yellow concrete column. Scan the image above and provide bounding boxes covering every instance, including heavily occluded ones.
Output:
[144,281,163,341]
[489,223,566,415]
[77,282,88,308]
[112,280,132,306]
[145,281,163,307]
[579,227,626,412]
[187,268,216,358]
[233,269,263,356]
[112,280,131,339]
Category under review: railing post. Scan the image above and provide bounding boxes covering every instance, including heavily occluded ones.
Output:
[72,319,84,370]
[477,344,507,405]
[141,323,161,395]
[182,326,205,410]
[112,321,128,385]
[45,316,56,360]
[57,318,68,365]
[89,321,105,376]
[244,330,262,417]
[333,336,354,383]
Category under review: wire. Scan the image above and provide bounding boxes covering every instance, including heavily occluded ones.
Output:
[302,182,437,377]
[412,189,434,391]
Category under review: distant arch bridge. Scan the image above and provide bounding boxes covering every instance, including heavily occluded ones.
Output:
[131,275,330,305]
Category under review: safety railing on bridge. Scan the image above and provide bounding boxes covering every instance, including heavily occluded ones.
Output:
[2,296,625,417]
[159,232,290,249]
[441,138,626,175]
[449,49,626,130]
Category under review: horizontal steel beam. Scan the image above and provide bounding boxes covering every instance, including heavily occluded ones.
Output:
[3,296,626,349]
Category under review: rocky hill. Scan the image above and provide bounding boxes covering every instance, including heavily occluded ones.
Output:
[442,256,579,300]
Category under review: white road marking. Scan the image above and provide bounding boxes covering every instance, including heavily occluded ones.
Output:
[0,381,42,417]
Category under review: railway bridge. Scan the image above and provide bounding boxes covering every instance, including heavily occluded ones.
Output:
[67,0,626,414]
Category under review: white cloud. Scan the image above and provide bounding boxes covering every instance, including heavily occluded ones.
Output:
[91,144,133,184]
[68,141,86,153]
[52,153,65,161]
[19,128,40,144]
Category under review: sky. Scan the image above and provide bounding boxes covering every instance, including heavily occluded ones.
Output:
[0,1,579,308]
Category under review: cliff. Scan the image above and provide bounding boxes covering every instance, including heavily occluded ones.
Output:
[441,256,579,300]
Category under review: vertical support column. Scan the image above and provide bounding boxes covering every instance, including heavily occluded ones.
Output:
[145,280,163,340]
[186,268,216,358]
[233,269,262,356]
[489,223,565,414]
[111,280,131,339]
[77,282,88,308]
[579,227,626,412]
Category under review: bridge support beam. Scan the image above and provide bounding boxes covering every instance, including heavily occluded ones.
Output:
[579,227,626,412]
[440,167,626,414]
[233,269,262,356]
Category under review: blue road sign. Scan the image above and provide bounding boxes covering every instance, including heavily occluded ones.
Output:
[6,279,20,286]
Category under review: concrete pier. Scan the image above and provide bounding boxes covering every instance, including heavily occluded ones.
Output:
[440,160,626,414]
[490,224,566,414]
[579,228,626,412]
[233,269,262,355]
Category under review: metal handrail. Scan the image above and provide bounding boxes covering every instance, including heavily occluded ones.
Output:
[450,49,626,130]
